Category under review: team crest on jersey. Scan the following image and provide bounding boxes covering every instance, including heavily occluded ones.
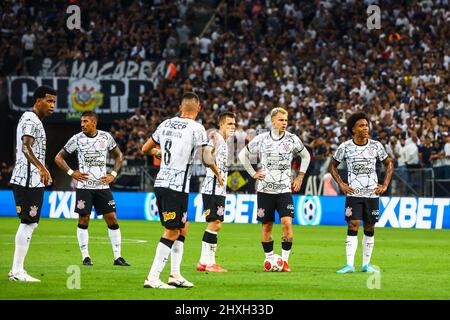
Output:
[29,205,38,217]
[345,206,353,217]
[181,212,187,224]
[367,147,375,157]
[77,200,86,210]
[217,206,225,216]
[257,208,265,218]
[280,141,293,153]
[94,139,107,149]
[204,209,211,217]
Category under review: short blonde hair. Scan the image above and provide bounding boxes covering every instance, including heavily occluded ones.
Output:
[270,107,288,118]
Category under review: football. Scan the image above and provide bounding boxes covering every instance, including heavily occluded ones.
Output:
[264,254,284,272]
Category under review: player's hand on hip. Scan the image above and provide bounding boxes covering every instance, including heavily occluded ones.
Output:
[101,173,115,184]
[340,183,355,196]
[253,171,266,180]
[216,173,225,187]
[374,184,387,195]
[292,176,303,192]
[39,167,52,185]
[72,170,90,182]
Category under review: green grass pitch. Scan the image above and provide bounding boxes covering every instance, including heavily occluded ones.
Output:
[0,217,449,300]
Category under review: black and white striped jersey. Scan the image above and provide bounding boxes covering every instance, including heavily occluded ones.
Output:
[247,131,305,194]
[200,131,228,196]
[152,117,208,193]
[333,139,388,198]
[64,130,117,189]
[11,112,47,188]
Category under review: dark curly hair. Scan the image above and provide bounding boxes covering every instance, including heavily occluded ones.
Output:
[347,112,369,136]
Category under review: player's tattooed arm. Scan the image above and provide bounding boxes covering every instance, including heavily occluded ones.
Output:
[22,135,52,185]
[101,146,124,184]
[375,156,394,195]
[55,149,89,182]
[328,158,354,196]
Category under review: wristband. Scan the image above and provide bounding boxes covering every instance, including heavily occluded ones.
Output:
[111,171,118,178]
[67,169,74,176]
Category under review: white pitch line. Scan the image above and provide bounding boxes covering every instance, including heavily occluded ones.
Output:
[0,235,148,244]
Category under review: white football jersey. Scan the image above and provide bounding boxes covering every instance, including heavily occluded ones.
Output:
[200,131,228,196]
[153,116,208,193]
[246,131,305,194]
[11,111,47,188]
[64,130,117,189]
[333,139,388,198]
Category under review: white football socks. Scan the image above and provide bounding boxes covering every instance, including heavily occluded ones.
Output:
[171,240,184,276]
[346,235,358,267]
[148,240,172,280]
[108,228,122,260]
[362,235,375,266]
[77,227,90,259]
[12,223,37,275]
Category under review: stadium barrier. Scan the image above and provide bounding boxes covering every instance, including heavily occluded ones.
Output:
[0,191,448,229]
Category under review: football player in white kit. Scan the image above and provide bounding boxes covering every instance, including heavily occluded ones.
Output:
[141,92,223,289]
[329,112,393,274]
[8,86,56,282]
[196,111,236,273]
[54,111,130,267]
[239,107,311,272]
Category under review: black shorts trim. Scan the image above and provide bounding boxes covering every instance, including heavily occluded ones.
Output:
[74,189,116,216]
[256,192,294,223]
[154,187,188,229]
[202,194,226,222]
[12,184,44,223]
[344,197,379,224]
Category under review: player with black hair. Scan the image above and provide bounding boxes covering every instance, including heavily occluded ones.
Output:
[329,112,394,273]
[141,92,223,289]
[54,111,130,267]
[8,85,56,282]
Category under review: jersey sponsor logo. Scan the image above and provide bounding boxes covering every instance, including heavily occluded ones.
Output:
[352,159,375,175]
[163,211,176,222]
[162,129,182,138]
[353,188,374,196]
[164,120,187,130]
[345,206,353,217]
[266,161,290,171]
[16,206,21,214]
[77,200,86,210]
[83,152,105,167]
[257,208,265,218]
[29,205,38,217]
[265,182,288,190]
[203,209,211,217]
[217,206,225,216]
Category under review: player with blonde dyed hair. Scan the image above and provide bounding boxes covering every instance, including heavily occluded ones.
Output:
[239,107,310,272]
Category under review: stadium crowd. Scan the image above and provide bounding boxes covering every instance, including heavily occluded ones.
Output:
[1,0,449,184]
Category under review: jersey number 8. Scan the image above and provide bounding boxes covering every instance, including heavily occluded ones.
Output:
[164,139,172,165]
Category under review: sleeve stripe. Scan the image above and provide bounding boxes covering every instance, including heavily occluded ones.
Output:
[63,147,72,154]
[332,156,341,163]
